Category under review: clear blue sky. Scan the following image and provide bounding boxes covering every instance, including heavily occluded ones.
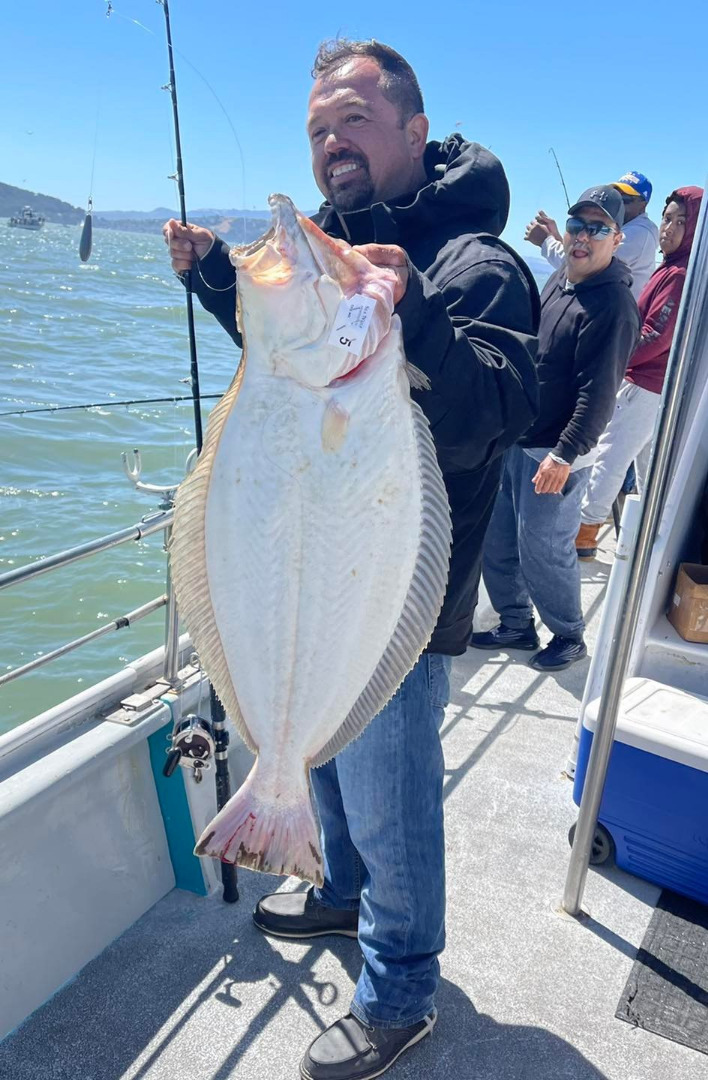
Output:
[2,0,706,251]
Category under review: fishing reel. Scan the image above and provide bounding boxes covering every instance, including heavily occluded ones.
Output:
[163,714,215,783]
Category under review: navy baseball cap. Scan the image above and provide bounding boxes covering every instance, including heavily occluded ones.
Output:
[568,185,625,228]
[613,171,652,203]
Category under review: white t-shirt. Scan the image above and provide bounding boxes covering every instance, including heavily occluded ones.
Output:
[541,212,659,300]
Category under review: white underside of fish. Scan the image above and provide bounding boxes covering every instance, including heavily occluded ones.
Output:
[170,218,451,886]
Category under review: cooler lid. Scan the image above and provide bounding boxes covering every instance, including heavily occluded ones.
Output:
[584,677,708,773]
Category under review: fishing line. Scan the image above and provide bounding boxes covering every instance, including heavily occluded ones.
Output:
[105,3,248,223]
[0,395,222,419]
[79,84,104,261]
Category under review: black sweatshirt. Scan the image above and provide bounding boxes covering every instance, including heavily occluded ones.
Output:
[190,135,540,654]
[520,258,640,463]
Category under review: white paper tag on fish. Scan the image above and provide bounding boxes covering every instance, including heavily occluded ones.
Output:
[328,294,376,355]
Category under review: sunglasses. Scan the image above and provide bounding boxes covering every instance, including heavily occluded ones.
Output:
[565,216,616,240]
[620,193,642,204]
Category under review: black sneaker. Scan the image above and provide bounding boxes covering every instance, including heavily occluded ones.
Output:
[253,886,358,939]
[528,635,587,672]
[300,1009,437,1080]
[469,621,540,651]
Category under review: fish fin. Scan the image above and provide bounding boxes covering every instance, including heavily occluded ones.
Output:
[321,398,350,452]
[194,759,323,886]
[310,400,451,767]
[170,355,257,754]
[405,362,431,391]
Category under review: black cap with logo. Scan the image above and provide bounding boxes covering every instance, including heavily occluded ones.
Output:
[568,185,625,228]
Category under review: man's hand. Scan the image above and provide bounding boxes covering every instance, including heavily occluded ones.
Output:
[525,219,550,247]
[353,243,409,304]
[532,455,571,495]
[163,219,215,273]
[536,210,562,242]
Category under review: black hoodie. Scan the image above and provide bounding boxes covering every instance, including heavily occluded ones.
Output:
[519,256,640,463]
[190,136,540,654]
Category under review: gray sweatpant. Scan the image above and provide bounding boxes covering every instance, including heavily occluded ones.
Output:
[580,379,661,526]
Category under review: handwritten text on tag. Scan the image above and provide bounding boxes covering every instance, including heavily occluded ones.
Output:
[328,294,376,355]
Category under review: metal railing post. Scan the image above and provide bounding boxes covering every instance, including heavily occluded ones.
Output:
[563,189,708,915]
[162,521,180,685]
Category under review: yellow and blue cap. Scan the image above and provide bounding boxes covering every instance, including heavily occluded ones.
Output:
[613,172,652,203]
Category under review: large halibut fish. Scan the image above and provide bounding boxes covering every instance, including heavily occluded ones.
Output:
[170,195,451,885]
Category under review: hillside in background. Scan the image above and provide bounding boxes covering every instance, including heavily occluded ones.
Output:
[0,182,84,224]
[2,180,552,281]
[1,183,271,242]
[93,212,271,245]
[93,204,320,244]
[96,206,275,221]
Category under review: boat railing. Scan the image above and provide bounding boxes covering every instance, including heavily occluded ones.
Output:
[0,508,179,690]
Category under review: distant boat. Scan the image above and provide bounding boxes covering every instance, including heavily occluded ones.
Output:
[8,205,45,230]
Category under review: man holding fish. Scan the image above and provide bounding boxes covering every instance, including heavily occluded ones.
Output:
[165,39,539,1080]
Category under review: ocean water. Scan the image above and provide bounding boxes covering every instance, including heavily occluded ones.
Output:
[0,223,240,734]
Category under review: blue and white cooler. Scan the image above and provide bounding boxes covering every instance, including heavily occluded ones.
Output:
[573,677,708,904]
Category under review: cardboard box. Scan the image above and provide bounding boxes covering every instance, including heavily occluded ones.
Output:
[668,563,708,644]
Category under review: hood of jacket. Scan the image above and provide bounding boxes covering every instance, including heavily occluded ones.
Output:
[556,253,635,297]
[313,134,510,246]
[663,186,703,267]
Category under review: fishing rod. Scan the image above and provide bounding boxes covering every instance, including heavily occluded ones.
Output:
[0,394,222,420]
[157,0,203,452]
[156,0,238,905]
[549,146,570,210]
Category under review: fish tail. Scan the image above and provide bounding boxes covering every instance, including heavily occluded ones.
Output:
[194,760,323,886]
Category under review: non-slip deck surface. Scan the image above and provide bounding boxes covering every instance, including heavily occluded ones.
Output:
[616,889,708,1055]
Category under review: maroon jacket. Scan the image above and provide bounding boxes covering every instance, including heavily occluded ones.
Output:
[626,186,703,394]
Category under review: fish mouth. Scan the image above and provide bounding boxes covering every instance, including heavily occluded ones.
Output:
[230,193,297,258]
[231,227,276,259]
[230,194,312,283]
[230,194,352,294]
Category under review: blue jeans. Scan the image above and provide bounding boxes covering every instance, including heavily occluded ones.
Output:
[310,651,452,1029]
[482,445,590,640]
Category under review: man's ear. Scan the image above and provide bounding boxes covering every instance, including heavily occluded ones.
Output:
[614,229,624,250]
[406,113,429,159]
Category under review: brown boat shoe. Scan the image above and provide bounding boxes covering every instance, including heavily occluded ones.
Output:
[576,523,601,560]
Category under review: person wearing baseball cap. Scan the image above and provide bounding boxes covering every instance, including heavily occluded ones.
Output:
[577,185,704,559]
[613,170,652,204]
[472,185,640,671]
[526,170,659,298]
[567,185,625,228]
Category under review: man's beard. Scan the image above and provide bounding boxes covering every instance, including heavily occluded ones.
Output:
[325,154,375,212]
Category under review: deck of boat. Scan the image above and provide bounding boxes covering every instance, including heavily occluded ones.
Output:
[2,524,704,1080]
